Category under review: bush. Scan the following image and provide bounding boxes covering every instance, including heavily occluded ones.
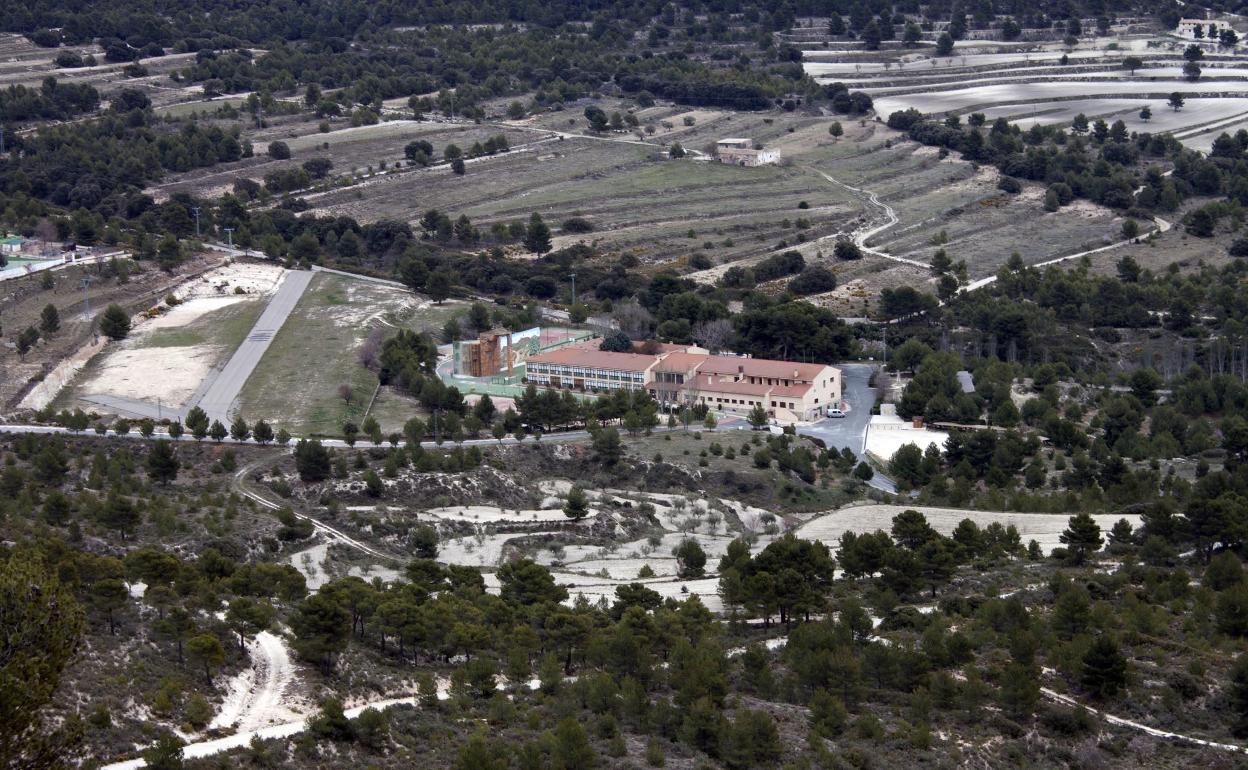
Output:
[753,250,804,282]
[834,241,862,260]
[887,108,924,131]
[562,217,593,233]
[788,266,837,295]
[268,141,291,159]
[997,176,1022,194]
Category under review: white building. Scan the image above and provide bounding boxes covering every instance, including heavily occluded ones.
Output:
[1177,18,1232,39]
[716,138,780,167]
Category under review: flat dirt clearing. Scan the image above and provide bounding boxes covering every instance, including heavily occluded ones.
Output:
[796,503,1137,554]
[1,254,225,414]
[235,273,454,436]
[53,262,283,415]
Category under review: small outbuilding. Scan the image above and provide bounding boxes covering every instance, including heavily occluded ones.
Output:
[0,235,23,255]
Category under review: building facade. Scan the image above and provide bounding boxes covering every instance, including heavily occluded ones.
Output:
[1177,18,1232,38]
[716,138,781,167]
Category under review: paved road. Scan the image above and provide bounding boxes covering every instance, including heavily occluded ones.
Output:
[78,394,176,421]
[195,270,314,423]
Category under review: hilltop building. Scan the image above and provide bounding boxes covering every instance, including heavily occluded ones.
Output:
[0,235,24,255]
[525,341,841,423]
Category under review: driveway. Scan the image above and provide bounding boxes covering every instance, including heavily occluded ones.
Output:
[797,362,875,455]
[797,363,898,494]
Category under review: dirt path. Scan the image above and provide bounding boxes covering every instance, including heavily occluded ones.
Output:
[1040,687,1247,754]
[808,168,928,270]
[209,631,304,733]
[232,455,396,562]
[960,213,1172,293]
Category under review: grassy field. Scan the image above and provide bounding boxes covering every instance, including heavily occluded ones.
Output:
[235,273,456,436]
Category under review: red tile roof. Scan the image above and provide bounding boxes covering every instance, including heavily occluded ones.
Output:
[694,355,828,381]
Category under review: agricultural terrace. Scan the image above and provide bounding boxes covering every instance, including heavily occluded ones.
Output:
[0,33,213,113]
[801,29,1248,152]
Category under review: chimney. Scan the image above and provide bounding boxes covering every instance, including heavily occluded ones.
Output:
[793,369,798,378]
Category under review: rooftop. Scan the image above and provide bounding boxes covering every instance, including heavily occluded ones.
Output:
[695,355,829,381]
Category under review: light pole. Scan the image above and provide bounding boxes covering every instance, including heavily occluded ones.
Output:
[570,272,576,312]
[223,227,234,250]
[192,207,201,238]
[79,276,92,323]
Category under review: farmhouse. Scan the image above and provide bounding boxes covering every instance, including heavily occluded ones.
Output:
[526,341,841,423]
[716,138,780,167]
[1176,18,1232,38]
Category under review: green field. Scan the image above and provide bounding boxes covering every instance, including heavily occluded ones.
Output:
[235,273,456,437]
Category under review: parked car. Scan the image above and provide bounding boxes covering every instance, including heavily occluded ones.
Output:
[828,408,846,418]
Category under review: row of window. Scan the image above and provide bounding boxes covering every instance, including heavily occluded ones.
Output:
[529,364,643,382]
[530,374,638,392]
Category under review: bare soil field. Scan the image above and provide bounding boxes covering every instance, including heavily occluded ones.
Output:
[0,253,226,414]
[235,272,456,436]
[51,262,283,417]
[795,503,1138,555]
[801,30,1241,150]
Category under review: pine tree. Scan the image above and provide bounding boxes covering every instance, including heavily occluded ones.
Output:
[1080,636,1127,698]
[563,486,590,519]
[1060,512,1103,564]
[524,212,552,255]
[0,555,84,770]
[146,440,180,485]
[252,420,274,444]
[294,439,331,482]
[676,539,708,578]
[229,416,250,442]
[99,304,131,340]
[208,420,228,443]
[40,303,59,333]
[185,406,209,440]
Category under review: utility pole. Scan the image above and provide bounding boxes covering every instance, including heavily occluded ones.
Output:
[79,276,92,323]
[191,207,201,238]
[570,272,576,311]
[0,126,5,155]
[223,227,234,250]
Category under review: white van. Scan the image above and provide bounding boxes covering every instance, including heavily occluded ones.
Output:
[827,408,846,418]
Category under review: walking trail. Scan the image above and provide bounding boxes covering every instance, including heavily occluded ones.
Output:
[208,631,303,734]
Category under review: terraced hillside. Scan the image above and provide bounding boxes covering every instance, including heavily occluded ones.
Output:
[802,29,1248,152]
